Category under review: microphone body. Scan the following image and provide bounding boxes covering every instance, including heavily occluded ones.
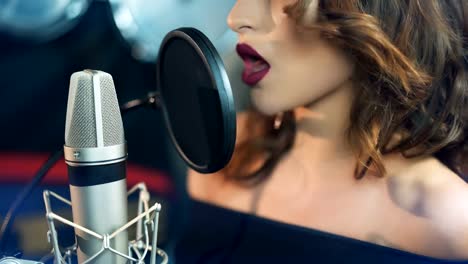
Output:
[64,70,128,264]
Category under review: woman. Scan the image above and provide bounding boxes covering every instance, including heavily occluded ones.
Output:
[176,0,468,262]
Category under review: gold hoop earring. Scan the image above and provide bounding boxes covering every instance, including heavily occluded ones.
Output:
[274,112,284,130]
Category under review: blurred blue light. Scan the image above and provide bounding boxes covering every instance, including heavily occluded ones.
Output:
[0,0,91,42]
[109,0,237,62]
[108,0,251,110]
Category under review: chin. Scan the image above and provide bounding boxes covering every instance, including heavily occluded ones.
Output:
[251,93,288,116]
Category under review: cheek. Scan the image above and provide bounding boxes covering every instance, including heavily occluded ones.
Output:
[288,45,354,98]
[254,39,354,114]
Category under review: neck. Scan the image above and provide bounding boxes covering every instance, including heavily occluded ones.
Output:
[288,80,356,173]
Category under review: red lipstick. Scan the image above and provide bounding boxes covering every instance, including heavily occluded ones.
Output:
[236,43,270,86]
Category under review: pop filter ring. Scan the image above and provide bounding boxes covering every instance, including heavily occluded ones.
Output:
[156,27,236,174]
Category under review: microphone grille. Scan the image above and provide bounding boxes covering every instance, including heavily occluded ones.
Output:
[65,70,124,148]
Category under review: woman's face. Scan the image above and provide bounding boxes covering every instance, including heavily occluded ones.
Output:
[228,0,355,115]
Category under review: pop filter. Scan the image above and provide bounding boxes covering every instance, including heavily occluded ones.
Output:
[157,28,236,174]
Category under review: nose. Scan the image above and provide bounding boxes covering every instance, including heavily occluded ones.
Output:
[227,0,271,34]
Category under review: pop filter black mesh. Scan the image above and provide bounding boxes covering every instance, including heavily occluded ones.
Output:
[157,28,236,173]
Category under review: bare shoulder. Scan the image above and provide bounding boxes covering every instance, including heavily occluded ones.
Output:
[187,168,225,201]
[385,154,468,258]
[187,167,255,213]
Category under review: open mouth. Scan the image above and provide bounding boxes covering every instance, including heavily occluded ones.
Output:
[236,43,271,86]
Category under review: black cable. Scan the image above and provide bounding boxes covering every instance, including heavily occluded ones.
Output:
[0,91,161,252]
[0,149,63,251]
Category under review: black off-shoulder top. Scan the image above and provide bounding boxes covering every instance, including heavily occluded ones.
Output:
[174,198,468,264]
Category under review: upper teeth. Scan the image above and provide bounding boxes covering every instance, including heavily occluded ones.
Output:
[252,60,268,71]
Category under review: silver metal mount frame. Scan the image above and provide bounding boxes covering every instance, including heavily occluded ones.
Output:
[42,183,168,264]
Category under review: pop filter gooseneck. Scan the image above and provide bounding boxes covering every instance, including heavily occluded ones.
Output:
[157,28,236,174]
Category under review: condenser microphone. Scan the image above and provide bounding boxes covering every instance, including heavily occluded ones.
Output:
[64,70,128,264]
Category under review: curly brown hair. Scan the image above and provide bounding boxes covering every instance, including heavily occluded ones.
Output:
[223,0,468,186]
